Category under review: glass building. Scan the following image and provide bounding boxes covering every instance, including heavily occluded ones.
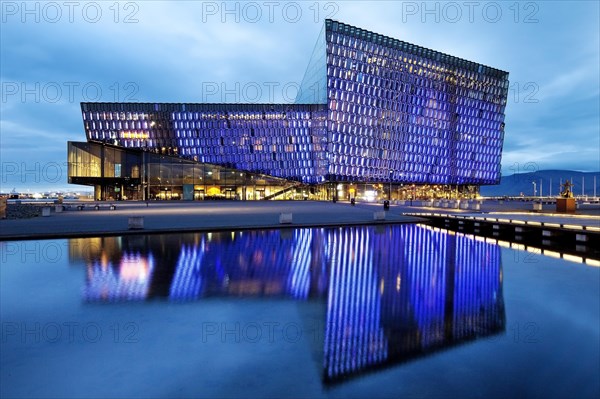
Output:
[68,19,509,201]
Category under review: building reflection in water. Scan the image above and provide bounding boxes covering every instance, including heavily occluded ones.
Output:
[70,224,504,381]
[168,229,320,300]
[323,225,504,382]
[70,236,156,302]
[83,252,155,302]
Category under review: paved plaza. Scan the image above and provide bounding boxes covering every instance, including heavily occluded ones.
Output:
[0,201,423,240]
[1,199,599,240]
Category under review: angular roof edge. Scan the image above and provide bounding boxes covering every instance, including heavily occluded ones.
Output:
[80,103,328,112]
[325,19,509,77]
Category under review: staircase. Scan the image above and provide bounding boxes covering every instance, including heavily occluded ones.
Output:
[262,183,302,200]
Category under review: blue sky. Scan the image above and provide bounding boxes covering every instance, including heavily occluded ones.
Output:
[1,0,598,191]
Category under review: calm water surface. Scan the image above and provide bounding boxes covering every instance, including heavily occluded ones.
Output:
[1,224,598,398]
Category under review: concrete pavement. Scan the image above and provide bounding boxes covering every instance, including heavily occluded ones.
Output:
[2,199,598,241]
[0,201,424,241]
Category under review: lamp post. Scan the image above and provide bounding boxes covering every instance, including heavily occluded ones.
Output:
[532,181,537,197]
[389,170,393,200]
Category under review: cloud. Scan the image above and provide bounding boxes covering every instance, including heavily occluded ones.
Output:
[537,63,600,102]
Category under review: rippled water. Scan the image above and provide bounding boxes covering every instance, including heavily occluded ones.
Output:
[1,224,598,398]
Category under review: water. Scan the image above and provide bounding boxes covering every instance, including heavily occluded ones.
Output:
[1,224,598,398]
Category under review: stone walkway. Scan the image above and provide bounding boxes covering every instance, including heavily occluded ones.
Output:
[0,201,423,240]
[2,199,598,241]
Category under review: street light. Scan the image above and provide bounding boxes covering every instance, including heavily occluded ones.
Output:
[532,181,537,197]
[389,170,393,200]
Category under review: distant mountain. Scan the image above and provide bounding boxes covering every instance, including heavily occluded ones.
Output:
[480,170,600,197]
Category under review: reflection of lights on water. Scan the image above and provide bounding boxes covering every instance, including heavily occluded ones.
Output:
[169,243,205,301]
[287,229,312,299]
[323,225,505,381]
[84,252,155,302]
[563,254,583,263]
[543,250,561,259]
[76,224,596,381]
[586,259,600,267]
[410,223,596,266]
[101,253,109,270]
[120,254,151,282]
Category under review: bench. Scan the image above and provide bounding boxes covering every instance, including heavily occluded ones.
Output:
[373,211,386,221]
[279,213,293,224]
[128,216,144,230]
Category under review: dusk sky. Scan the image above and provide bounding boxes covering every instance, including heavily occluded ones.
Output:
[1,0,598,191]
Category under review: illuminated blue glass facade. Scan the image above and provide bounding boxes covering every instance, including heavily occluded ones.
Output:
[73,19,508,193]
[322,20,508,185]
[80,103,328,184]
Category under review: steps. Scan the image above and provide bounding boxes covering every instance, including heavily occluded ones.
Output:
[262,183,302,200]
